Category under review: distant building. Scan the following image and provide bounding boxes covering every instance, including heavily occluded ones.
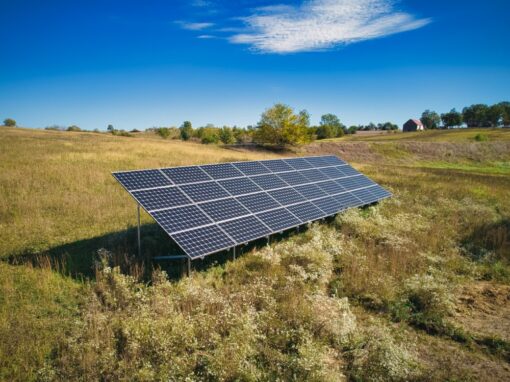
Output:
[403,119,425,132]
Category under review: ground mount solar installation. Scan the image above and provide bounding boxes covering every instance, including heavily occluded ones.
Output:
[113,156,391,260]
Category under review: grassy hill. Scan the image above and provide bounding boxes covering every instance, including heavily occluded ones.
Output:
[1,126,509,381]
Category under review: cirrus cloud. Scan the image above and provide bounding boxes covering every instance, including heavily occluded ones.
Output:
[228,0,431,54]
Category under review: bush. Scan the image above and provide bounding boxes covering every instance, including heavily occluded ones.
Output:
[66,125,81,132]
[200,127,220,144]
[219,126,235,144]
[474,133,489,142]
[3,118,16,127]
[180,121,193,141]
[155,127,171,139]
[392,273,454,332]
[348,326,419,381]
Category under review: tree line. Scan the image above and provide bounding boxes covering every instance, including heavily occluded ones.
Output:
[3,100,509,147]
[420,102,510,129]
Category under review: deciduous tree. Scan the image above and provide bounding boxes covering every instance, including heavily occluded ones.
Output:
[254,104,312,146]
[421,110,441,129]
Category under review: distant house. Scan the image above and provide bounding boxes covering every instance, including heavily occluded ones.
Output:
[403,119,424,132]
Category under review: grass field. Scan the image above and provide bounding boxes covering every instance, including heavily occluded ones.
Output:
[331,128,510,142]
[1,126,509,381]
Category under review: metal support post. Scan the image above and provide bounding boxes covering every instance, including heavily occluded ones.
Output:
[233,246,236,261]
[137,204,141,257]
[187,257,191,277]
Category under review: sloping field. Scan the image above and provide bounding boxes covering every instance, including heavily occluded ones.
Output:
[1,126,509,381]
[333,128,510,142]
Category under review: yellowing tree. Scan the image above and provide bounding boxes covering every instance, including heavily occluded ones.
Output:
[254,103,311,146]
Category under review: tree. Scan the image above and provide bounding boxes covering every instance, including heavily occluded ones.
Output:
[219,126,235,144]
[67,125,81,132]
[3,118,16,127]
[421,110,441,129]
[253,103,312,146]
[498,102,510,127]
[486,104,503,127]
[440,109,462,129]
[200,127,220,144]
[180,121,193,141]
[107,124,114,132]
[156,127,171,139]
[347,126,358,134]
[317,114,343,139]
[462,104,489,127]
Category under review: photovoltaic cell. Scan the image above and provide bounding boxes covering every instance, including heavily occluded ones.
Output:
[350,187,380,204]
[313,196,344,215]
[199,198,250,222]
[319,166,345,180]
[268,187,306,206]
[250,174,288,190]
[337,176,366,191]
[322,155,346,166]
[294,183,328,200]
[113,170,172,191]
[151,205,212,234]
[260,159,293,173]
[334,192,363,208]
[218,177,262,196]
[200,163,243,180]
[256,208,301,232]
[287,202,326,222]
[277,171,310,186]
[233,161,271,176]
[284,158,314,170]
[162,166,212,185]
[305,156,330,167]
[339,166,359,176]
[113,155,391,260]
[236,192,281,213]
[300,169,330,182]
[180,181,230,202]
[132,187,190,211]
[172,225,235,258]
[219,215,271,244]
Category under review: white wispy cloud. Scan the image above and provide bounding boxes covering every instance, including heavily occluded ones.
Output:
[228,0,431,54]
[179,22,215,31]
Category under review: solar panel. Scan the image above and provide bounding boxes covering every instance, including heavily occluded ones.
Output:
[294,183,328,199]
[132,187,190,211]
[256,208,301,232]
[268,187,306,206]
[319,166,345,180]
[313,196,345,215]
[199,198,250,222]
[250,174,288,190]
[305,156,331,168]
[162,166,212,185]
[200,163,244,180]
[277,171,310,186]
[113,155,391,259]
[233,161,271,176]
[219,215,271,244]
[300,169,330,182]
[218,177,262,196]
[236,192,281,213]
[113,170,172,191]
[180,181,230,202]
[151,205,212,234]
[287,202,326,222]
[260,159,293,173]
[172,225,235,259]
[284,158,314,170]
[318,180,344,195]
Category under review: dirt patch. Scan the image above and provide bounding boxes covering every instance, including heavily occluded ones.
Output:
[453,281,510,341]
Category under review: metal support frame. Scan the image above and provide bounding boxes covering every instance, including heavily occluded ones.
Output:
[233,246,236,261]
[137,204,141,257]
[187,257,191,277]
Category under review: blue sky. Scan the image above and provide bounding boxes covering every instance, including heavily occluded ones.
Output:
[1,0,509,130]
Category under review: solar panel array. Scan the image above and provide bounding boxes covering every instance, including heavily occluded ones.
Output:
[113,156,391,259]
